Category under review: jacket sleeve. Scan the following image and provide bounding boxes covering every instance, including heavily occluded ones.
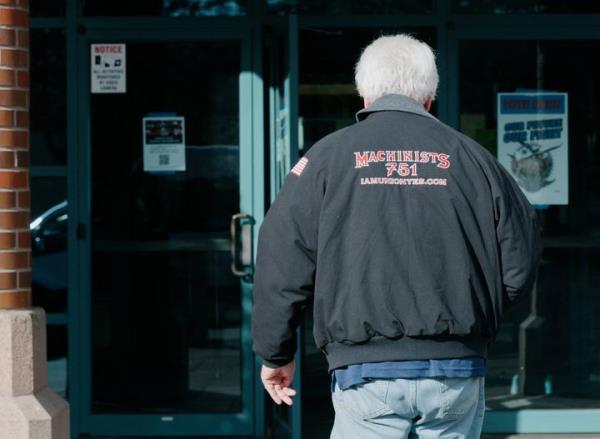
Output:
[252,153,325,367]
[492,163,543,305]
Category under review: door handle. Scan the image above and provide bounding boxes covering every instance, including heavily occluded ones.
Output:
[230,213,255,279]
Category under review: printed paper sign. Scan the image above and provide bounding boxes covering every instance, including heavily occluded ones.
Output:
[91,44,126,93]
[497,92,568,205]
[143,117,186,172]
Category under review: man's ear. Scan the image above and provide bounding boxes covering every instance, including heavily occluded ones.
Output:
[424,98,433,112]
[363,98,371,108]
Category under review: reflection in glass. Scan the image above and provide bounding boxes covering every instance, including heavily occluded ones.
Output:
[31,179,68,316]
[30,30,67,166]
[30,177,67,225]
[267,0,432,15]
[452,0,600,14]
[460,40,600,409]
[83,0,247,16]
[299,28,436,154]
[90,42,242,413]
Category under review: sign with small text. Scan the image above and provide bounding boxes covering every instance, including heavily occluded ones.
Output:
[91,44,126,93]
[497,92,568,205]
[143,116,186,172]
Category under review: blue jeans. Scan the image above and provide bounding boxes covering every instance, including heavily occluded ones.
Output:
[330,377,485,439]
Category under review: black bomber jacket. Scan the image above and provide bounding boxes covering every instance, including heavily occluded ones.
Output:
[252,94,542,371]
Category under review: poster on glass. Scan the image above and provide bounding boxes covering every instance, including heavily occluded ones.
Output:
[497,92,568,205]
[142,116,186,172]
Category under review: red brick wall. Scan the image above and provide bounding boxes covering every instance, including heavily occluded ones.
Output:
[0,0,29,309]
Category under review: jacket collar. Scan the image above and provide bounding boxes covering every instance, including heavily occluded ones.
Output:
[355,94,437,122]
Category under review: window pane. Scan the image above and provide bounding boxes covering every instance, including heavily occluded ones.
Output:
[267,0,432,15]
[459,40,600,410]
[82,0,248,16]
[47,324,68,399]
[30,177,67,219]
[31,0,65,16]
[31,178,68,315]
[31,29,67,166]
[299,27,436,154]
[89,41,242,415]
[452,0,600,14]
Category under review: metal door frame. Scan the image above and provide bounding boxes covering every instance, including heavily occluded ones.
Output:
[70,22,265,437]
[446,17,600,434]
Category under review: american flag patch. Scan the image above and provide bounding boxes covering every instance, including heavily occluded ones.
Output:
[291,157,308,176]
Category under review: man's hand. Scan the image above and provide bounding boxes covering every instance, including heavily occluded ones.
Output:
[261,360,297,406]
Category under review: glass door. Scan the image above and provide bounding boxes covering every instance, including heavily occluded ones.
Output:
[76,29,260,436]
[450,30,600,434]
[264,15,301,439]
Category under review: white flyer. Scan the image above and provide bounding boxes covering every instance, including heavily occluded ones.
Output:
[497,92,568,205]
[91,44,126,93]
[142,116,186,172]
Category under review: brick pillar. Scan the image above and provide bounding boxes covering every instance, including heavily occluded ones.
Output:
[0,2,70,438]
[0,0,30,309]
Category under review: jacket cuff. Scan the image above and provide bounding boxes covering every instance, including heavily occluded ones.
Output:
[262,358,294,368]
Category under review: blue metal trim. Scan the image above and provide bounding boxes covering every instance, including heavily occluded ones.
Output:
[65,0,82,437]
[286,14,299,167]
[85,413,254,436]
[452,26,600,40]
[250,21,267,438]
[46,313,68,325]
[267,31,278,203]
[450,14,600,29]
[77,16,255,31]
[299,15,438,28]
[484,410,600,434]
[83,27,249,41]
[76,25,93,438]
[241,34,257,435]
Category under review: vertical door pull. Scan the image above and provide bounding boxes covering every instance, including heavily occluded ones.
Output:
[230,213,255,278]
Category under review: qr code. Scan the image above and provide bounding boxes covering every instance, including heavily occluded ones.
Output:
[159,154,170,165]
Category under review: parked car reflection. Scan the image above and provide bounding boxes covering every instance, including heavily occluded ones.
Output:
[31,200,68,313]
[31,200,69,398]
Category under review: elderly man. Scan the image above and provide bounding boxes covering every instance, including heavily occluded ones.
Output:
[252,34,541,438]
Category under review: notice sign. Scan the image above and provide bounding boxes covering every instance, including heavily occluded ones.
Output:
[91,44,126,93]
[497,93,568,205]
[143,117,186,172]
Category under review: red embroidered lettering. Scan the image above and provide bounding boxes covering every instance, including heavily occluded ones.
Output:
[437,153,451,169]
[386,162,398,176]
[354,151,369,168]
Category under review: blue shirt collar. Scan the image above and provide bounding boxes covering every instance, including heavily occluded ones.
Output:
[355,94,437,122]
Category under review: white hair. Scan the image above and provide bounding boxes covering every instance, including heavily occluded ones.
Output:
[355,34,439,105]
